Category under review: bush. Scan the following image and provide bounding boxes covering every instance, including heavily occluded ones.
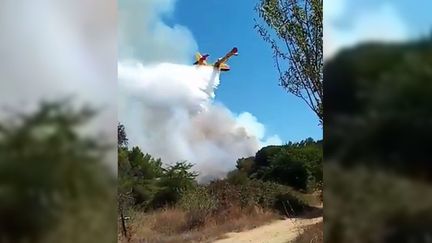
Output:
[226,170,249,185]
[206,179,310,216]
[264,144,322,191]
[254,146,284,168]
[178,186,217,230]
[274,193,308,216]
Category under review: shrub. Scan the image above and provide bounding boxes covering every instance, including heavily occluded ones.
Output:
[178,186,217,230]
[226,170,249,185]
[264,145,322,191]
[206,179,309,216]
[274,192,308,216]
[207,180,242,212]
[149,208,186,235]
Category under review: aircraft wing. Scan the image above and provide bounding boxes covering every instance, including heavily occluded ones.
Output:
[214,47,238,68]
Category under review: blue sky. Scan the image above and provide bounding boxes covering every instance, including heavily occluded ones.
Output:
[168,0,322,143]
[342,0,432,35]
[325,0,432,58]
[145,0,431,143]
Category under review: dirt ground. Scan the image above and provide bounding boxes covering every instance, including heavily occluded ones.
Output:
[213,207,323,243]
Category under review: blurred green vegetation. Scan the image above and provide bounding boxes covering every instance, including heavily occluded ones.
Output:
[325,38,432,177]
[0,100,116,243]
[324,37,432,242]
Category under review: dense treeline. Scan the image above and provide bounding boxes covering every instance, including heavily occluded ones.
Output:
[117,124,322,230]
[230,138,322,191]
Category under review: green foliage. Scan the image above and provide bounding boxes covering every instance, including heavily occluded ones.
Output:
[324,38,432,179]
[324,39,432,243]
[265,141,322,190]
[178,186,217,213]
[254,145,283,168]
[236,138,322,191]
[151,161,198,208]
[235,156,255,174]
[117,127,199,211]
[0,100,115,243]
[243,180,308,214]
[265,152,310,191]
[255,0,323,123]
[226,169,249,185]
[207,179,309,216]
[118,123,128,148]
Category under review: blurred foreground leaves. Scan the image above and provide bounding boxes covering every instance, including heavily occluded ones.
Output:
[324,38,432,242]
[0,100,116,243]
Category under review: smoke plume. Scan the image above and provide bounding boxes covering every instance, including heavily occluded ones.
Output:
[118,61,281,180]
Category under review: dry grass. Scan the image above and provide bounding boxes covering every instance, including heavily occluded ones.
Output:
[292,221,323,243]
[118,190,322,243]
[119,206,278,243]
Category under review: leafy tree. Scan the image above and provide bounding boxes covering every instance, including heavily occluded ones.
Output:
[264,142,322,190]
[232,139,322,191]
[128,146,163,179]
[151,161,198,208]
[235,156,256,175]
[118,123,128,148]
[255,0,323,123]
[254,145,284,168]
[118,145,164,210]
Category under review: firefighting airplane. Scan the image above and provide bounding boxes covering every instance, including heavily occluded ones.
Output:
[193,47,238,72]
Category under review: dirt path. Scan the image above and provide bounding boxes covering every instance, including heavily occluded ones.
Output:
[213,215,323,243]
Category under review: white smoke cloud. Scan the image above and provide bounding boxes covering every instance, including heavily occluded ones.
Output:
[235,112,282,146]
[0,0,117,168]
[324,0,408,60]
[118,0,197,64]
[119,62,282,180]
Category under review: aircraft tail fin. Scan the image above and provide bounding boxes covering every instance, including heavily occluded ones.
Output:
[231,47,238,56]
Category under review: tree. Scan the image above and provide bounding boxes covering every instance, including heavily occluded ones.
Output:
[235,156,256,175]
[260,140,322,190]
[254,145,284,168]
[255,0,323,124]
[118,123,128,148]
[151,161,198,208]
